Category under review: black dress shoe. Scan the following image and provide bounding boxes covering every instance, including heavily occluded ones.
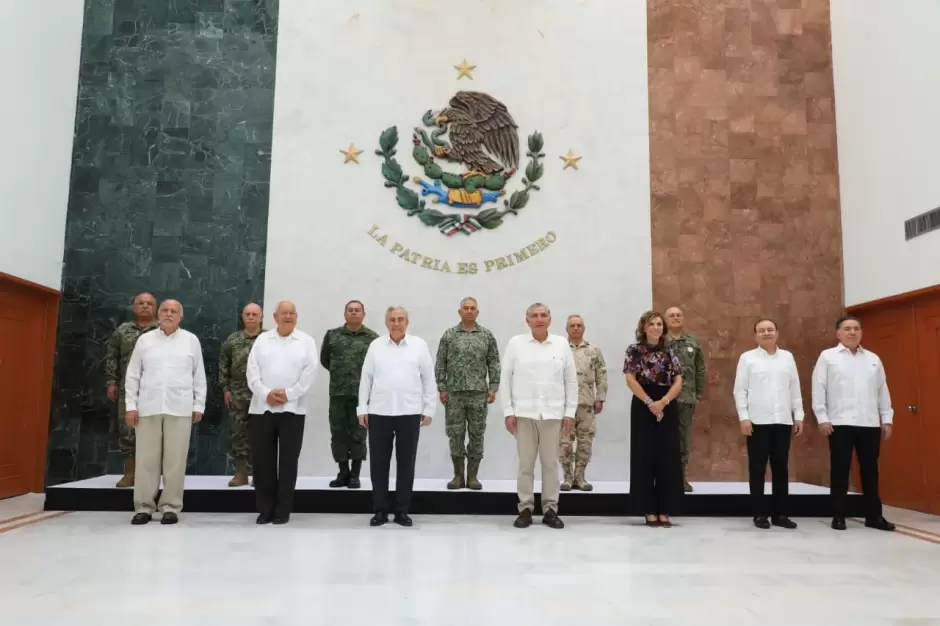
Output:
[771,516,798,529]
[272,515,290,525]
[542,510,565,529]
[831,516,847,530]
[753,515,771,529]
[131,512,151,525]
[865,517,896,531]
[256,514,272,525]
[370,512,388,527]
[513,509,533,528]
[394,513,413,527]
[160,512,178,525]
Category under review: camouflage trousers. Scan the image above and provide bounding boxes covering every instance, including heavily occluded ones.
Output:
[558,404,596,469]
[329,396,367,462]
[116,395,136,458]
[229,393,252,463]
[445,391,487,460]
[677,402,696,469]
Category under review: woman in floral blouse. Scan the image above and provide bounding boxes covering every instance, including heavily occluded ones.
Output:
[624,310,684,527]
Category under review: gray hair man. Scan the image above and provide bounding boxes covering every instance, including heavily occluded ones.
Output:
[125,299,206,526]
[501,303,577,530]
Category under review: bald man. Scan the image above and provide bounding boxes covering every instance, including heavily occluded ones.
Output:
[246,301,318,524]
[219,303,264,486]
[104,292,158,487]
[125,300,206,525]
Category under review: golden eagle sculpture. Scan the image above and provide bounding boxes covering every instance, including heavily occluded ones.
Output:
[433,91,520,176]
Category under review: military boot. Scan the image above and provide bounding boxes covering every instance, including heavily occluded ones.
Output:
[573,463,593,491]
[683,466,694,493]
[348,460,362,489]
[228,460,250,487]
[116,457,135,488]
[330,462,351,488]
[560,463,573,491]
[447,457,466,490]
[466,459,482,490]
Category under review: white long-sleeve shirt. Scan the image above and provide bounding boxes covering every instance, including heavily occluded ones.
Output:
[732,346,804,425]
[811,344,893,427]
[357,334,437,417]
[246,328,318,414]
[501,333,578,420]
[124,327,206,417]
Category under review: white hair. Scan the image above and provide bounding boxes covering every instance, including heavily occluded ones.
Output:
[386,306,409,320]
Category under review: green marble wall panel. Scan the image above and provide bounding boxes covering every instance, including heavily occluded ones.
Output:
[47,0,279,484]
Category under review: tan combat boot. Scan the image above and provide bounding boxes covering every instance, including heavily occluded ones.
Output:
[466,459,482,490]
[560,463,573,491]
[229,460,250,487]
[116,457,135,488]
[574,463,593,491]
[447,457,466,490]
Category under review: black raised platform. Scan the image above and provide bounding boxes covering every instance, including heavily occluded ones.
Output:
[45,476,865,517]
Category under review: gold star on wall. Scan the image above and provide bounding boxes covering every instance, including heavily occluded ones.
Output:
[559,150,582,170]
[454,59,476,80]
[340,143,364,164]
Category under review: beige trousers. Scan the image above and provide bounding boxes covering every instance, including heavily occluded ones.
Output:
[516,417,562,513]
[134,413,193,515]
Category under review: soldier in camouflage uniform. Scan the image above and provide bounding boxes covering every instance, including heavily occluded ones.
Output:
[219,303,264,487]
[559,315,608,491]
[104,292,158,488]
[665,306,707,492]
[435,297,500,490]
[320,300,378,489]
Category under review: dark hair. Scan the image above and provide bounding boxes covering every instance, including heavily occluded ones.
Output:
[835,315,861,331]
[635,310,667,349]
[753,317,778,333]
[345,300,365,313]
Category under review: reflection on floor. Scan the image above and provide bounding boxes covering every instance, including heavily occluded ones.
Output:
[2,495,939,624]
[50,475,835,494]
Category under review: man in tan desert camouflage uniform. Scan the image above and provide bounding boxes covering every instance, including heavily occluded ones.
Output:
[559,315,608,491]
[104,292,158,488]
[219,303,264,486]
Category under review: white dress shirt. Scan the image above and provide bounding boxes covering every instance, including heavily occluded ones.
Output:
[811,344,893,427]
[501,333,578,420]
[124,327,206,417]
[733,347,804,425]
[357,334,437,417]
[246,328,318,414]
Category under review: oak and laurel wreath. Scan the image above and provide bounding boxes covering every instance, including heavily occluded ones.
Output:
[375,126,545,231]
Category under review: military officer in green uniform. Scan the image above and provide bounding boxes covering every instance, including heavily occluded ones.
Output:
[665,306,707,492]
[219,302,264,487]
[104,292,158,488]
[559,315,608,491]
[320,300,378,489]
[435,297,500,490]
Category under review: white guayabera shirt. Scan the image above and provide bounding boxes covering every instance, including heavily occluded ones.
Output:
[733,346,804,425]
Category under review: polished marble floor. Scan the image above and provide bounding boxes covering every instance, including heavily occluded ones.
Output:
[2,495,940,625]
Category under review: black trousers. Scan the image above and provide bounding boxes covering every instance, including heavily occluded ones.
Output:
[747,424,792,516]
[829,425,882,519]
[249,411,305,519]
[369,414,421,514]
[629,383,682,516]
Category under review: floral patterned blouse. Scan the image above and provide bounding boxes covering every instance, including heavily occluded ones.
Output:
[623,343,682,387]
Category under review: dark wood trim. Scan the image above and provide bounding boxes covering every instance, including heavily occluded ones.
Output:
[0,273,60,493]
[847,283,940,314]
[0,272,61,297]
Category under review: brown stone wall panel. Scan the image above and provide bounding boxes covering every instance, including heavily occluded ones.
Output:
[648,0,841,483]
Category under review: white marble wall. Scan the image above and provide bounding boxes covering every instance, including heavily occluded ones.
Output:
[265,0,651,479]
